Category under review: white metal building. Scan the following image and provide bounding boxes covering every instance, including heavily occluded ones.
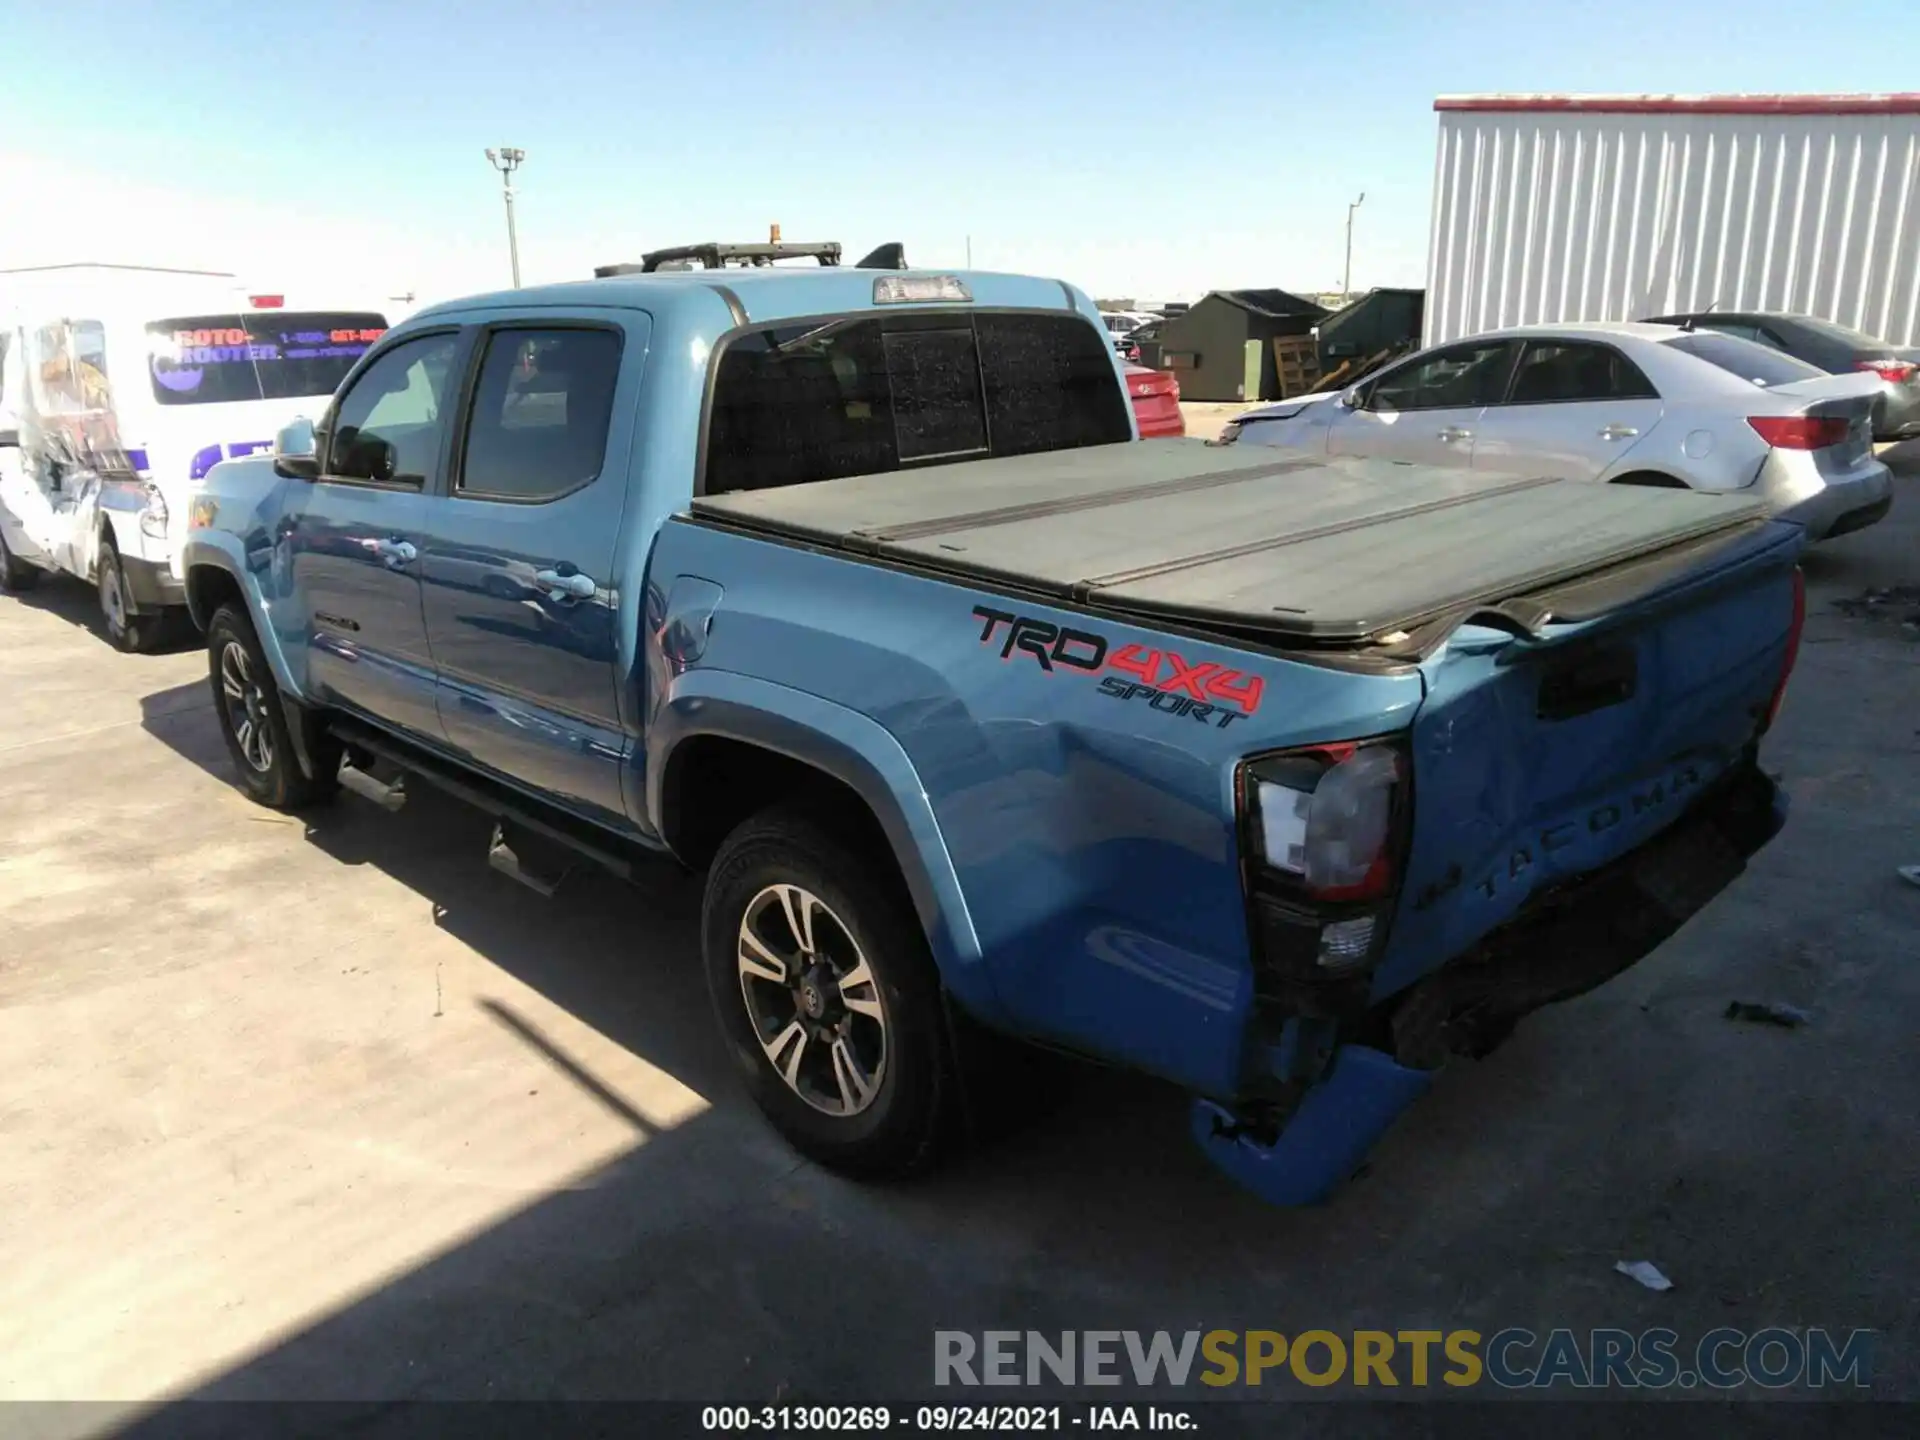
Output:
[1424,94,1920,347]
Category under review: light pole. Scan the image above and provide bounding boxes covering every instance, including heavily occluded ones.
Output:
[485,146,526,287]
[1343,192,1366,302]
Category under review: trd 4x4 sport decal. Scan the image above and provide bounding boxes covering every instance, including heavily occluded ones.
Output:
[971,605,1263,730]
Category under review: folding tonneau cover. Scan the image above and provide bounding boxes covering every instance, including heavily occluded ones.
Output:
[688,441,1773,646]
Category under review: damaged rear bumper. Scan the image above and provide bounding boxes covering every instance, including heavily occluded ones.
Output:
[1194,759,1787,1206]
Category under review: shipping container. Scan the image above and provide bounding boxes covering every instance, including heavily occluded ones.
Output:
[1425,94,1920,347]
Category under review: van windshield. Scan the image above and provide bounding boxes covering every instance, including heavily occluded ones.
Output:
[146,312,389,406]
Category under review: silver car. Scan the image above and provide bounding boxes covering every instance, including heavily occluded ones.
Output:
[1219,322,1892,541]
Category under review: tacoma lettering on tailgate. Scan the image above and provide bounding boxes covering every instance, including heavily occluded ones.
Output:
[971,605,1263,730]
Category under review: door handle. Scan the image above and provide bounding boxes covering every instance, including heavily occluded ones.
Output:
[1599,424,1640,440]
[1437,427,1474,442]
[536,568,598,600]
[375,538,417,568]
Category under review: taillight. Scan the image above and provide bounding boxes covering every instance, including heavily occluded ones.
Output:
[1747,415,1849,450]
[1239,739,1410,980]
[248,294,285,309]
[1856,358,1916,383]
[1764,566,1806,731]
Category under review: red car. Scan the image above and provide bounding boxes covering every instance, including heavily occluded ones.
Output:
[1125,363,1183,437]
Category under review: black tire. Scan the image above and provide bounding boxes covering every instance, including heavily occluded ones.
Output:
[702,807,959,1179]
[0,529,40,593]
[206,603,337,810]
[95,538,155,652]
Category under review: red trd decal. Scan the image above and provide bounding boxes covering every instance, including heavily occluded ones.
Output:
[1157,652,1222,702]
[1204,669,1265,715]
[1107,644,1161,685]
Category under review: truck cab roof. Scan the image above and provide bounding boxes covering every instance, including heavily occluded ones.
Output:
[408,268,1088,329]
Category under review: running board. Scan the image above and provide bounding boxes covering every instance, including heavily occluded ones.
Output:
[324,715,640,884]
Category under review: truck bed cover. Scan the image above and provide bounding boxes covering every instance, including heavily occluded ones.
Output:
[688,441,1771,645]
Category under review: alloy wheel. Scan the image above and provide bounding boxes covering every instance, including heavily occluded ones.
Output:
[219,641,274,774]
[736,883,889,1117]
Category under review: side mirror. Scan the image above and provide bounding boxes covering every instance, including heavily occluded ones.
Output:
[272,416,322,481]
[1339,389,1363,411]
[273,416,318,459]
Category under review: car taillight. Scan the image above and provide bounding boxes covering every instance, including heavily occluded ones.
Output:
[1856,358,1916,383]
[1764,566,1805,731]
[248,294,285,309]
[1747,415,1850,450]
[1239,739,1410,981]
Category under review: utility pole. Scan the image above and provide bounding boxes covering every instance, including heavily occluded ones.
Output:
[1343,192,1366,302]
[485,147,526,287]
[966,235,972,267]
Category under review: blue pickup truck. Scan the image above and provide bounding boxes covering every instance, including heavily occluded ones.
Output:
[183,263,1804,1204]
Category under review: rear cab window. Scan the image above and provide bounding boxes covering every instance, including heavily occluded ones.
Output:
[1660,332,1826,388]
[703,310,1129,494]
[147,312,389,406]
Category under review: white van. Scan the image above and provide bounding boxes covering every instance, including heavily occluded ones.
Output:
[0,265,389,649]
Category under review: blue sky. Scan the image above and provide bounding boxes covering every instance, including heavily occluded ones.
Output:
[4,0,1917,302]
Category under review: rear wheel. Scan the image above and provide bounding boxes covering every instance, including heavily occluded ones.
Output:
[702,808,959,1179]
[206,603,336,810]
[0,530,40,592]
[96,538,155,652]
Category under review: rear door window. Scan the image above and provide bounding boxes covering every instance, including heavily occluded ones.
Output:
[1661,332,1826,388]
[703,310,1129,494]
[1504,341,1659,403]
[456,328,624,501]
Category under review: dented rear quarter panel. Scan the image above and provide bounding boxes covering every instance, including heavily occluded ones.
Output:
[645,518,1425,1098]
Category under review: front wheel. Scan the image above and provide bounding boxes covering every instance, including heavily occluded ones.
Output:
[702,808,960,1179]
[206,603,336,811]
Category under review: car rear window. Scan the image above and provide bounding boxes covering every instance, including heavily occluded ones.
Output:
[1660,332,1825,388]
[1791,315,1888,349]
[703,310,1130,494]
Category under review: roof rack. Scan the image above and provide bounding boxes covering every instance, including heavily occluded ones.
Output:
[596,242,844,277]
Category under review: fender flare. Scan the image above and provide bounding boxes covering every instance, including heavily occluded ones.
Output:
[180,533,305,701]
[647,670,1000,1023]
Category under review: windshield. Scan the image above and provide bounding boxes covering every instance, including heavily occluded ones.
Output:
[1660,331,1825,388]
[146,311,389,406]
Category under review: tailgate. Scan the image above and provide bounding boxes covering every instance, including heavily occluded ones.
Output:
[1372,517,1804,998]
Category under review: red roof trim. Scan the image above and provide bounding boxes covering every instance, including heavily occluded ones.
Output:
[1435,93,1920,117]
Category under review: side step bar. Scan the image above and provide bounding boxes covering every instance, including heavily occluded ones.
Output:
[487,821,573,897]
[338,759,408,812]
[327,716,638,888]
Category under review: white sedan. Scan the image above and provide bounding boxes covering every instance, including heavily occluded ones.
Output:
[1218,322,1892,541]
